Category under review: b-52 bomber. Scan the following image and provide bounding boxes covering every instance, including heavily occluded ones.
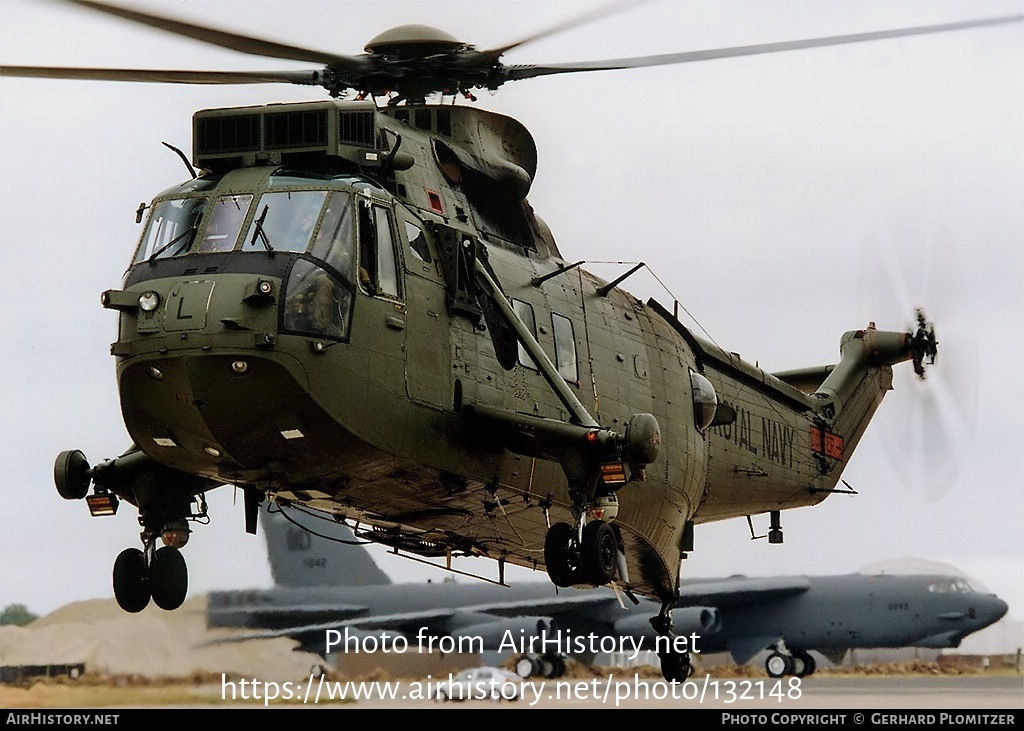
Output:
[3,0,1015,682]
[207,507,1009,680]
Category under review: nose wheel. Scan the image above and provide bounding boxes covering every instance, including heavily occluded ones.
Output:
[112,544,189,613]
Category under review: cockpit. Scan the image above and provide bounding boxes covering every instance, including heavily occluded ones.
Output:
[129,169,422,344]
[928,577,975,593]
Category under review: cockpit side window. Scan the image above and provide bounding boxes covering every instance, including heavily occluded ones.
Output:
[197,194,253,253]
[242,190,328,253]
[357,201,401,299]
[134,197,206,263]
[374,206,399,298]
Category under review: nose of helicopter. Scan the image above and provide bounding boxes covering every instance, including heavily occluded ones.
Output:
[117,348,363,486]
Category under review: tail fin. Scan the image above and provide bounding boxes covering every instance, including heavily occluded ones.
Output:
[262,505,391,587]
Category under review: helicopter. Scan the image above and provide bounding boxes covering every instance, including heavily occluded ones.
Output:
[2,1,1019,683]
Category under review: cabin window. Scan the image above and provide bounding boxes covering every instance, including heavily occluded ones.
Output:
[197,194,253,253]
[134,197,207,263]
[309,192,355,280]
[358,202,401,299]
[512,299,538,370]
[242,190,327,253]
[552,313,578,383]
[282,258,353,341]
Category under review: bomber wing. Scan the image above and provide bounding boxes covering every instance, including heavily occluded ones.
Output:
[206,592,623,647]
[677,576,812,609]
[204,607,461,646]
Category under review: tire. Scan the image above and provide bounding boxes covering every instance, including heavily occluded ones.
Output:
[793,650,815,677]
[150,546,188,611]
[581,521,617,584]
[766,651,793,678]
[54,450,90,500]
[515,656,536,679]
[548,654,567,678]
[112,548,150,613]
[659,651,691,683]
[544,522,580,587]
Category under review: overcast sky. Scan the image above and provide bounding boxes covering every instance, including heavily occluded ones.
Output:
[1,0,1021,621]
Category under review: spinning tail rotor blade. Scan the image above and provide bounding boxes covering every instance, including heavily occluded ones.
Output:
[859,227,979,502]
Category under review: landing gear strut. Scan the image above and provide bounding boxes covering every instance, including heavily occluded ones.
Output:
[652,601,693,682]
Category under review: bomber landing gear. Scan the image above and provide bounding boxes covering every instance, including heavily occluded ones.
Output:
[514,653,566,680]
[765,645,816,678]
[792,649,816,678]
[112,544,189,613]
[544,519,619,586]
[765,651,793,678]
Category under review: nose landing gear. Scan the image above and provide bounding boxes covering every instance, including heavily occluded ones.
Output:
[55,447,207,613]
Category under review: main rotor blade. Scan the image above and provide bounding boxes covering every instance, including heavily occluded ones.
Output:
[0,65,323,86]
[61,0,366,71]
[482,0,654,57]
[504,14,1023,82]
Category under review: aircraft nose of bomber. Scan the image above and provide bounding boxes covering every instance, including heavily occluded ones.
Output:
[983,594,1009,625]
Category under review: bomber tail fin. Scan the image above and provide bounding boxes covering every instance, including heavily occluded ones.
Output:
[262,505,391,587]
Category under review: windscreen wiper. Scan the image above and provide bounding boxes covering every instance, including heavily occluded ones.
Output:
[250,205,274,254]
[147,225,196,264]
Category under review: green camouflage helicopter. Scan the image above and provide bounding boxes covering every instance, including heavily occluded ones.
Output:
[3,0,1016,682]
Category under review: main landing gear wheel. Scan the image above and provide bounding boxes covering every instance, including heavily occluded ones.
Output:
[54,449,91,500]
[544,522,581,587]
[659,650,693,682]
[581,520,617,584]
[149,546,188,610]
[792,650,816,677]
[112,548,150,613]
[766,651,794,678]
